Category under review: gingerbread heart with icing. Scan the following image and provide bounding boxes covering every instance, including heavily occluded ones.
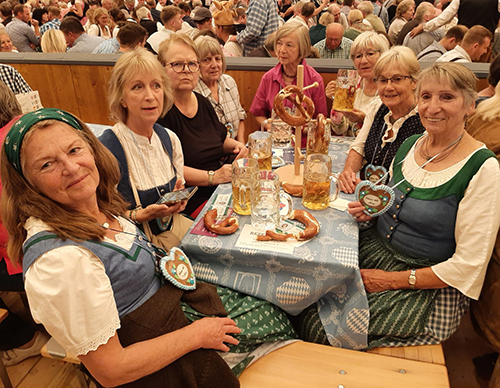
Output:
[355,180,395,217]
[160,247,196,290]
[364,164,388,184]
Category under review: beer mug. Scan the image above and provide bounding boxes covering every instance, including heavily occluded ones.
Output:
[232,158,258,215]
[302,153,340,210]
[306,119,331,156]
[248,131,272,170]
[250,170,293,231]
[262,117,292,148]
[332,69,358,112]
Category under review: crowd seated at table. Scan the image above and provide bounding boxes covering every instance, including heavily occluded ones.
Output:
[1,0,500,384]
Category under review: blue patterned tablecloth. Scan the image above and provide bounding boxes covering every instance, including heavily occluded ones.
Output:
[180,139,369,349]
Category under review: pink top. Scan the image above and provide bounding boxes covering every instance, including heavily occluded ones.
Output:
[249,59,328,120]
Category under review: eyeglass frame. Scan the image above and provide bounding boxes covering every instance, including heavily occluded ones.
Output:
[168,61,200,73]
[374,74,413,86]
[351,50,381,61]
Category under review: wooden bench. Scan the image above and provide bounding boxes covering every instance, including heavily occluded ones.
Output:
[40,338,91,388]
[239,341,449,388]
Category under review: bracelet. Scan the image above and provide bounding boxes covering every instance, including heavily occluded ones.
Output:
[130,207,141,223]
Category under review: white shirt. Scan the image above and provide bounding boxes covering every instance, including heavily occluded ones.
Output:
[24,217,141,356]
[146,28,174,53]
[423,0,500,32]
[399,141,500,299]
[436,44,471,63]
[111,122,184,191]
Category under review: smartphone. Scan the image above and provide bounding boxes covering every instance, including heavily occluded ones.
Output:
[156,186,198,205]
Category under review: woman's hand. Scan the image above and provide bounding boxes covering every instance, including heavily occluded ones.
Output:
[348,201,372,223]
[325,80,337,99]
[342,109,365,125]
[232,142,248,159]
[191,317,241,352]
[136,202,183,223]
[214,165,232,185]
[360,269,394,293]
[339,169,361,194]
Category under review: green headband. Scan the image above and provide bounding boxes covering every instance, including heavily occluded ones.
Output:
[4,108,82,177]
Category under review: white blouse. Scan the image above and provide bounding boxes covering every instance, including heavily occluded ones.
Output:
[397,140,500,299]
[24,216,141,356]
[111,122,184,192]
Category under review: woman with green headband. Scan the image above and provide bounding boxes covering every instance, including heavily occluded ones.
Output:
[0,108,297,386]
[0,108,244,387]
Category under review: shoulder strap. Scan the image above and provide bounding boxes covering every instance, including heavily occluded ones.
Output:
[98,128,135,206]
[449,57,463,62]
[153,123,176,176]
[417,49,443,60]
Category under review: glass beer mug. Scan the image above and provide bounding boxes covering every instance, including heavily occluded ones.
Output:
[250,170,293,231]
[248,131,272,170]
[302,153,340,210]
[232,158,258,216]
[262,117,292,148]
[332,69,358,112]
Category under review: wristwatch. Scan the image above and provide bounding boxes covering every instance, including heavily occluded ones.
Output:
[208,170,215,186]
[408,269,417,289]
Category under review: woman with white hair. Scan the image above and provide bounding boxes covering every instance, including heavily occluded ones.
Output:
[326,31,389,136]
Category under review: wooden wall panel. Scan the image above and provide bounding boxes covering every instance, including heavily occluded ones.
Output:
[5,64,491,140]
[10,63,81,118]
[70,65,114,125]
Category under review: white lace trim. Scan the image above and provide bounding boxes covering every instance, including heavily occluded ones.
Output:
[401,142,485,188]
[69,316,121,356]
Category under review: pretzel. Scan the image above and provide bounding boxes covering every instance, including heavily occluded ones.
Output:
[203,209,239,235]
[273,85,315,127]
[282,182,303,197]
[255,210,320,241]
[307,114,329,154]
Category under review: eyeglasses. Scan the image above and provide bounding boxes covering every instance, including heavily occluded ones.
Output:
[351,50,380,61]
[374,75,412,85]
[168,61,200,73]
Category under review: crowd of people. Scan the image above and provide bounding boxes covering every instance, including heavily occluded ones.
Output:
[0,0,500,386]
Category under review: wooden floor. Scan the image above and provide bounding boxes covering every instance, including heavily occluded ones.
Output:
[0,292,495,388]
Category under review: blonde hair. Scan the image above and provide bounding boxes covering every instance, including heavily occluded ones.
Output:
[350,31,390,59]
[108,48,173,123]
[318,12,334,27]
[195,35,226,72]
[157,33,200,65]
[417,62,477,111]
[41,29,67,53]
[373,45,420,80]
[93,7,109,25]
[1,118,129,263]
[274,24,310,60]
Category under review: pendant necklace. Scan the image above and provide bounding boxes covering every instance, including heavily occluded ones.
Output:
[356,131,465,217]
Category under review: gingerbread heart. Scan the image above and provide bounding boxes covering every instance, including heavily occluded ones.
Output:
[364,164,388,184]
[355,180,395,217]
[160,247,196,290]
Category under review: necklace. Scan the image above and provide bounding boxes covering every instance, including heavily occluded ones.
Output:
[282,67,297,78]
[420,131,465,163]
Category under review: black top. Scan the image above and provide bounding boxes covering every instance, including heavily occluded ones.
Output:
[363,104,425,175]
[458,0,500,33]
[158,92,229,215]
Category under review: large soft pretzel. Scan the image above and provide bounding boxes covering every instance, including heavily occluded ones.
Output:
[204,209,239,235]
[256,210,320,241]
[273,85,315,127]
[307,114,328,154]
